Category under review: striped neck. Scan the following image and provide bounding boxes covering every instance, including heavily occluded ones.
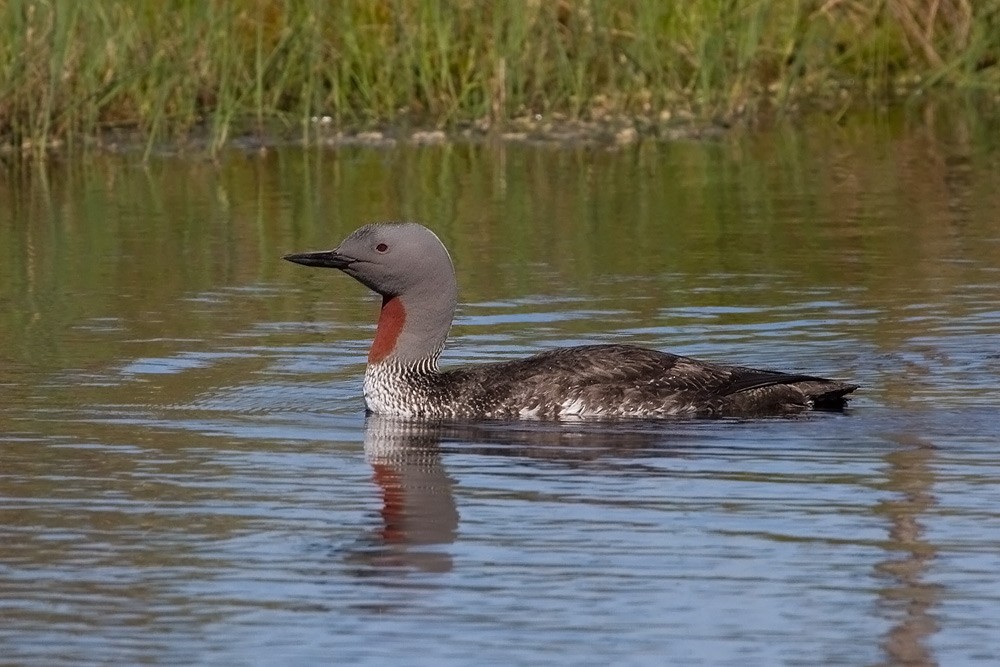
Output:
[367,353,442,376]
[363,352,446,417]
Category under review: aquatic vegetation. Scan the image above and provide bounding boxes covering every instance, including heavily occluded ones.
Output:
[0,0,996,155]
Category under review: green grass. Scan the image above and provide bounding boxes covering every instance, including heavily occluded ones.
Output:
[1,0,997,156]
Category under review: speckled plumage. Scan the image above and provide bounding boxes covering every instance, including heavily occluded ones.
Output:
[363,344,856,419]
[285,222,858,420]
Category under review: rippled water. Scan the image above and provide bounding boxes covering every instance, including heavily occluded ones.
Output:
[2,110,1000,665]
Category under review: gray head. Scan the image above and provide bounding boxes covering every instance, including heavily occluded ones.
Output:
[284,222,458,363]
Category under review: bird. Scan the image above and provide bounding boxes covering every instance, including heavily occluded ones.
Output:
[284,222,858,419]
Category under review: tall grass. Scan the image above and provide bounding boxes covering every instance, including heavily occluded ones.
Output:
[1,0,997,155]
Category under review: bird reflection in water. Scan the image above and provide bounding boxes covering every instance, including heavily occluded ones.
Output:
[344,415,460,574]
[344,414,683,577]
[342,415,941,667]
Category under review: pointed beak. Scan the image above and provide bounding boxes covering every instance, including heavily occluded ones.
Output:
[283,249,355,270]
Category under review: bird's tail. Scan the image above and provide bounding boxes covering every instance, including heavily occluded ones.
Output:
[800,381,859,410]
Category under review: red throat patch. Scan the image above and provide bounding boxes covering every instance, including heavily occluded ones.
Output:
[369,296,406,363]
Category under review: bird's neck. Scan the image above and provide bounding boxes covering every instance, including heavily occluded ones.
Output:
[368,288,455,367]
[369,296,408,364]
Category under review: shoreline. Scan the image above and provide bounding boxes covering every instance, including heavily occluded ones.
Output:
[9,92,995,159]
[4,1,997,159]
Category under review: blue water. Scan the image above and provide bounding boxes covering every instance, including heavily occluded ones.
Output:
[3,115,1000,665]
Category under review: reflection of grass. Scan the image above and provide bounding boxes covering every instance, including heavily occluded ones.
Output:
[1,105,998,375]
[1,0,996,155]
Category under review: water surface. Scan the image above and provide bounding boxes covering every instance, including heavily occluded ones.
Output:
[2,110,1000,665]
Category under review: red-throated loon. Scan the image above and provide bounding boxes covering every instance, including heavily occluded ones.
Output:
[284,222,858,419]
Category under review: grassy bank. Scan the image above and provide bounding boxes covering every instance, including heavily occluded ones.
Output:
[2,0,997,155]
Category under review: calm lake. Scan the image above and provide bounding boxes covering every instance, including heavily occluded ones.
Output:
[2,109,1000,665]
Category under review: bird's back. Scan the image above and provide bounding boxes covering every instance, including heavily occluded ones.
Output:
[430,344,857,419]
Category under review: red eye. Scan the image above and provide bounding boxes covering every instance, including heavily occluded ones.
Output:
[375,243,388,253]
